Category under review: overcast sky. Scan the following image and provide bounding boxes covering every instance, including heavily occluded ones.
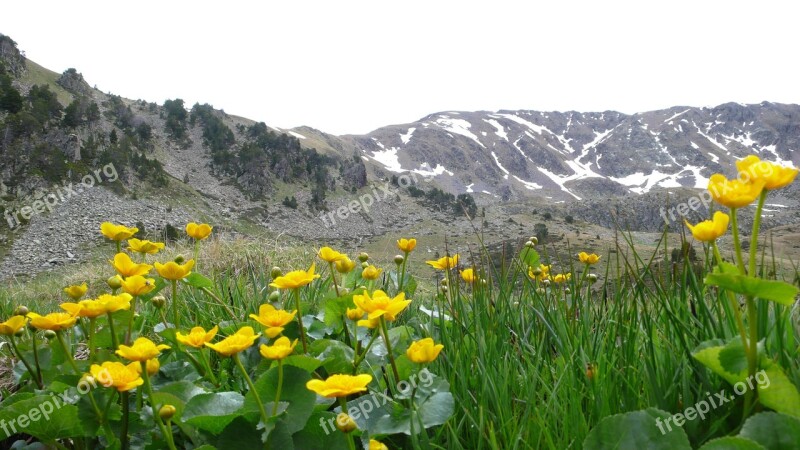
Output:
[3,1,799,135]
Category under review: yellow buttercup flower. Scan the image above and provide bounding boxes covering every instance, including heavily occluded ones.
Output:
[249,304,297,338]
[426,254,459,270]
[186,222,213,240]
[259,336,298,360]
[335,257,356,274]
[270,264,320,289]
[369,440,389,450]
[176,325,219,348]
[707,174,765,208]
[90,362,143,392]
[346,307,364,321]
[552,273,571,284]
[361,265,382,280]
[154,259,195,281]
[357,317,381,329]
[528,264,551,281]
[63,283,88,300]
[100,222,138,241]
[685,211,730,242]
[397,238,417,253]
[111,253,153,278]
[318,247,347,263]
[736,155,799,191]
[95,293,133,313]
[353,290,411,321]
[61,299,108,319]
[133,358,161,376]
[460,268,476,283]
[116,337,170,362]
[205,326,261,356]
[28,312,77,331]
[127,239,165,255]
[306,373,373,398]
[578,252,601,265]
[120,276,156,296]
[0,315,27,335]
[406,338,444,364]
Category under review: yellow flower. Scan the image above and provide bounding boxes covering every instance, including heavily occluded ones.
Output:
[353,290,411,321]
[205,326,261,356]
[357,317,381,329]
[111,253,153,278]
[406,338,444,364]
[306,373,373,398]
[249,304,297,338]
[100,222,138,241]
[259,336,298,360]
[426,254,459,270]
[707,174,765,208]
[186,222,213,240]
[552,273,571,284]
[346,307,364,321]
[132,358,161,376]
[270,264,320,290]
[361,265,382,280]
[460,268,476,283]
[335,257,356,274]
[0,315,27,335]
[61,299,108,319]
[528,264,551,281]
[736,155,799,191]
[63,283,88,300]
[685,211,730,242]
[127,239,165,255]
[578,252,601,265]
[176,325,219,348]
[90,362,143,392]
[318,247,347,263]
[120,275,157,296]
[28,312,77,331]
[154,259,195,281]
[397,238,417,253]
[369,440,389,450]
[116,337,170,362]
[95,293,133,313]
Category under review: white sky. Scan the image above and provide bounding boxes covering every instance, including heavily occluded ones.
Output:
[3,0,799,135]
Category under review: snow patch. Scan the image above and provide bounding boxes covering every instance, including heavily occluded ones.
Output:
[434,116,485,148]
[484,119,508,141]
[663,109,690,123]
[370,147,404,173]
[413,162,454,178]
[288,131,307,140]
[490,151,510,179]
[400,127,416,145]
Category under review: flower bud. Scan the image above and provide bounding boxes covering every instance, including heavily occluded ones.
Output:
[529,237,538,245]
[440,278,448,286]
[159,405,177,420]
[268,291,281,302]
[586,363,596,381]
[14,328,25,337]
[542,279,551,287]
[357,252,369,262]
[151,295,166,309]
[531,268,542,277]
[587,274,598,283]
[107,275,123,290]
[173,255,185,264]
[535,288,546,295]
[524,241,534,248]
[335,412,358,433]
[270,267,282,279]
[339,287,350,296]
[394,255,404,265]
[440,285,448,294]
[44,330,57,340]
[361,261,370,269]
[480,279,488,286]
[13,306,29,316]
[564,288,571,295]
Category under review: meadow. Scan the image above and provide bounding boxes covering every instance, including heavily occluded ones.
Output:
[0,155,799,450]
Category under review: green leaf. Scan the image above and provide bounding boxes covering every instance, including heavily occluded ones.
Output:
[281,355,323,372]
[183,392,245,434]
[367,391,454,436]
[214,415,265,449]
[183,272,215,289]
[757,362,800,418]
[0,395,84,442]
[740,412,800,449]
[519,246,540,268]
[323,294,354,329]
[692,339,748,386]
[245,365,316,434]
[714,262,741,275]
[311,339,355,374]
[582,408,692,450]
[292,411,349,450]
[704,273,799,306]
[698,437,766,450]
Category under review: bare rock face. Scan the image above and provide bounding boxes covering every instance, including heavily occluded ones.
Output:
[57,68,92,96]
[0,34,25,75]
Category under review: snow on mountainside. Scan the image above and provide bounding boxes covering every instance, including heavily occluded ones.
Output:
[342,102,800,202]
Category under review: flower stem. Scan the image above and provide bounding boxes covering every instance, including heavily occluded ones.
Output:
[749,190,767,278]
[171,280,179,328]
[729,208,747,275]
[30,330,43,387]
[294,288,308,353]
[9,336,42,389]
[197,348,219,386]
[398,252,409,292]
[272,360,284,416]
[328,262,341,297]
[339,397,356,450]
[141,363,178,450]
[121,391,130,450]
[56,330,79,374]
[125,296,138,345]
[233,354,270,433]
[379,317,401,385]
[106,312,120,350]
[88,318,96,363]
